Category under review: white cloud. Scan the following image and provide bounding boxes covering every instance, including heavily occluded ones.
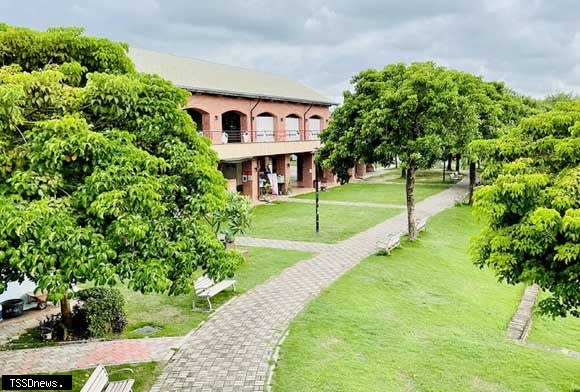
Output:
[2,0,579,99]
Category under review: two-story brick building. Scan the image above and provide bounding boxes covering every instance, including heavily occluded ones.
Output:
[130,48,341,201]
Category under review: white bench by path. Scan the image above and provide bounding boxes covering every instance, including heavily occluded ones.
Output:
[417,218,427,233]
[193,275,236,311]
[376,234,401,254]
[80,365,134,392]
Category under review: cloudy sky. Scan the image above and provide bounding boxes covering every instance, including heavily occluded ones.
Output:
[3,0,580,102]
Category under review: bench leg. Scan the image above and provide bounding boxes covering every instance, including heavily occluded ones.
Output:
[207,298,213,312]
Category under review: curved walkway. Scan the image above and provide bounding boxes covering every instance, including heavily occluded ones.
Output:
[151,181,468,391]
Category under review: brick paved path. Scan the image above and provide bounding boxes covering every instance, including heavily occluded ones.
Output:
[151,181,468,392]
[277,197,405,209]
[0,304,61,346]
[0,336,182,374]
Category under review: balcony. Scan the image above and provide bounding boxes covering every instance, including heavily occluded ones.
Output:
[204,129,321,160]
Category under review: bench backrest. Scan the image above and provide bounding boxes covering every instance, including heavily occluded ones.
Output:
[417,219,427,232]
[80,365,108,392]
[194,275,215,295]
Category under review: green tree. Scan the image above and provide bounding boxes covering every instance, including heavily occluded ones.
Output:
[0,25,244,328]
[540,92,579,111]
[452,77,537,204]
[471,101,580,317]
[205,191,252,244]
[320,62,476,240]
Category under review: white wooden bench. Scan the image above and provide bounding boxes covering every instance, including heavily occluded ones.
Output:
[450,172,463,182]
[376,234,401,254]
[80,365,134,392]
[193,275,236,311]
[417,218,427,233]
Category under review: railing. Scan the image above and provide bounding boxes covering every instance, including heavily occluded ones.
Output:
[308,132,320,141]
[200,129,322,144]
[256,130,274,143]
[286,130,300,141]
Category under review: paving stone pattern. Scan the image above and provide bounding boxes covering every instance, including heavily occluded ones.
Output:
[0,337,182,374]
[151,181,468,391]
[0,304,61,346]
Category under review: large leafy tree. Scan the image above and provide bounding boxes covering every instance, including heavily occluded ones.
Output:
[320,62,478,240]
[452,77,538,204]
[471,101,580,317]
[0,24,244,327]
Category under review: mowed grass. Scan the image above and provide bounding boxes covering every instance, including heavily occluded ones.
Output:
[528,292,580,353]
[294,169,451,205]
[376,168,455,184]
[118,247,312,338]
[14,362,162,392]
[273,207,580,392]
[294,183,449,205]
[247,202,402,243]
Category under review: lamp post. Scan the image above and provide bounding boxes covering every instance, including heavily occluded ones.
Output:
[314,149,320,234]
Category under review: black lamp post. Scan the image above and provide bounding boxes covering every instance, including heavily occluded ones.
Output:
[314,149,320,234]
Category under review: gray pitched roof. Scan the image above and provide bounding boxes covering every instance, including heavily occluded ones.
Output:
[129,48,335,106]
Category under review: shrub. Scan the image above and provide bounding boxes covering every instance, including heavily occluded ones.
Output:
[38,314,67,341]
[75,287,127,338]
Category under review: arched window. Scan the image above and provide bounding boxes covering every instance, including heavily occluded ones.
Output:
[186,108,209,136]
[221,110,248,143]
[308,115,322,140]
[256,112,275,142]
[285,114,301,141]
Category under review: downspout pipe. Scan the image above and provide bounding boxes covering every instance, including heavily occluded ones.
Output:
[303,103,313,141]
[249,98,261,142]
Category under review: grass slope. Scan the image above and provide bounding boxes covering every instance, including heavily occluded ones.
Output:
[528,291,580,353]
[248,202,402,243]
[274,206,580,392]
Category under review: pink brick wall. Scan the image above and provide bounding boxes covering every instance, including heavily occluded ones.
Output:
[184,93,330,144]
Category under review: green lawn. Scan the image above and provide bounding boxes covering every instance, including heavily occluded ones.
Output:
[364,167,461,186]
[528,292,580,353]
[248,202,402,243]
[4,247,312,346]
[15,362,162,392]
[294,183,449,205]
[119,246,312,338]
[274,207,580,392]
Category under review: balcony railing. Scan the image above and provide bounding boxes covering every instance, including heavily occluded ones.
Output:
[256,130,274,143]
[286,130,300,141]
[200,129,320,144]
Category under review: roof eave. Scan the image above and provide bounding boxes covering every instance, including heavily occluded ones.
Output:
[177,85,338,106]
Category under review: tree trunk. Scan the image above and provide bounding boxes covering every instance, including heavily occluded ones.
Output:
[447,156,452,170]
[60,297,73,330]
[401,168,406,178]
[442,159,446,182]
[406,161,417,241]
[395,156,398,168]
[469,162,476,205]
[455,155,460,172]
